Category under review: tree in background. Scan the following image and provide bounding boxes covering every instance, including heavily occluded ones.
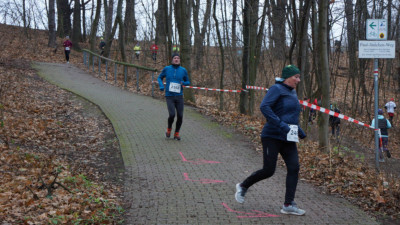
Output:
[175,0,195,103]
[89,0,101,57]
[71,0,81,49]
[56,0,72,37]
[317,0,330,150]
[193,0,212,69]
[48,0,56,48]
[124,0,137,44]
[239,0,267,115]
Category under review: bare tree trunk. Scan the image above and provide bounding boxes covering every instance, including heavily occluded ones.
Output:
[116,0,126,61]
[155,0,167,45]
[124,0,136,43]
[193,0,212,69]
[48,0,57,48]
[103,0,114,57]
[231,0,237,50]
[239,0,251,114]
[72,0,81,49]
[344,0,357,114]
[213,0,224,110]
[56,0,72,37]
[89,0,101,55]
[22,0,28,37]
[239,0,266,115]
[175,0,195,103]
[270,0,287,61]
[81,0,88,42]
[317,0,330,150]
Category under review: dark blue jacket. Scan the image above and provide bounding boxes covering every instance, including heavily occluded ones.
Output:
[157,65,190,97]
[260,81,306,141]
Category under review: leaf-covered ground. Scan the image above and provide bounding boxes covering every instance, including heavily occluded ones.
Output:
[1,24,400,224]
[0,26,125,224]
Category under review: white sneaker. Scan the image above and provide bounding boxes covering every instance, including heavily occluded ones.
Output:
[235,183,247,203]
[67,61,69,64]
[280,202,306,216]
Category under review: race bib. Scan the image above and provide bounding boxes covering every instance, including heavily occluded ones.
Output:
[65,47,70,50]
[287,125,299,142]
[169,82,181,93]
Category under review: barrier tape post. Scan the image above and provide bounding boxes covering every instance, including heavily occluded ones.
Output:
[374,62,380,170]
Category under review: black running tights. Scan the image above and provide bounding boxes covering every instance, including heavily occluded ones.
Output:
[166,96,184,132]
[241,137,300,205]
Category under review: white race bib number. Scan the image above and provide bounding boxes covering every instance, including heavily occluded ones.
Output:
[65,47,70,50]
[169,82,181,93]
[287,125,299,142]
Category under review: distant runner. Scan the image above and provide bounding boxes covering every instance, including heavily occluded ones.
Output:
[372,109,392,161]
[63,36,72,64]
[157,53,190,141]
[385,98,396,124]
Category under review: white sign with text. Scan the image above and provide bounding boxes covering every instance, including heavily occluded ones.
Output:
[358,41,395,58]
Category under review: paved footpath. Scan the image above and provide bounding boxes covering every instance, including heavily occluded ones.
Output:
[34,62,379,225]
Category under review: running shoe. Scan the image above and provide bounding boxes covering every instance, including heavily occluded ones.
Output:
[174,132,181,141]
[280,202,306,216]
[235,183,247,203]
[166,128,172,138]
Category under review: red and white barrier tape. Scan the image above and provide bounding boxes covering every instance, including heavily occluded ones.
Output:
[246,85,374,129]
[152,81,373,129]
[298,100,374,129]
[246,85,269,91]
[152,81,243,93]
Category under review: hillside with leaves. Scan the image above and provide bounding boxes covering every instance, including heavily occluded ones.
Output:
[1,24,400,224]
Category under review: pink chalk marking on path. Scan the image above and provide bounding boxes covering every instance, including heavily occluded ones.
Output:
[222,202,280,218]
[183,173,225,184]
[179,152,221,165]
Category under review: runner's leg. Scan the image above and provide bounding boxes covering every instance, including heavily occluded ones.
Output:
[280,142,300,204]
[241,137,280,188]
[166,97,175,129]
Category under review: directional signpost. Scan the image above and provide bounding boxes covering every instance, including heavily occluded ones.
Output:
[360,19,395,170]
[366,19,387,40]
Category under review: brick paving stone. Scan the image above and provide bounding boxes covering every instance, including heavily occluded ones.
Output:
[34,62,380,225]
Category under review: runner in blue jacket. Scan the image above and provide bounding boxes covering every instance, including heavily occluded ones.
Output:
[157,53,190,140]
[235,65,307,216]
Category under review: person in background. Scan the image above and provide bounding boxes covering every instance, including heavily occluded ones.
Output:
[172,44,180,54]
[99,37,106,56]
[157,53,190,141]
[329,104,341,138]
[63,36,72,64]
[385,98,396,125]
[372,109,392,161]
[235,65,307,216]
[134,42,141,60]
[150,41,159,62]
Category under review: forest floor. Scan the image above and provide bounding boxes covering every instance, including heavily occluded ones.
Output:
[1,24,400,224]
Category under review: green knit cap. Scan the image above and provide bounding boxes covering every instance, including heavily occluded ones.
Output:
[281,65,300,80]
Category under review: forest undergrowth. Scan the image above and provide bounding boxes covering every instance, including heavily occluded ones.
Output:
[1,24,400,224]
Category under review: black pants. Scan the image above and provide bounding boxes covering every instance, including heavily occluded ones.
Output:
[166,96,184,132]
[241,137,300,205]
[65,50,70,62]
[331,124,340,137]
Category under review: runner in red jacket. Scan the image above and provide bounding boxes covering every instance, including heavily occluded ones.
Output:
[63,36,72,63]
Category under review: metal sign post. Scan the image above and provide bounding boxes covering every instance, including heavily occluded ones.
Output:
[360,19,395,171]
